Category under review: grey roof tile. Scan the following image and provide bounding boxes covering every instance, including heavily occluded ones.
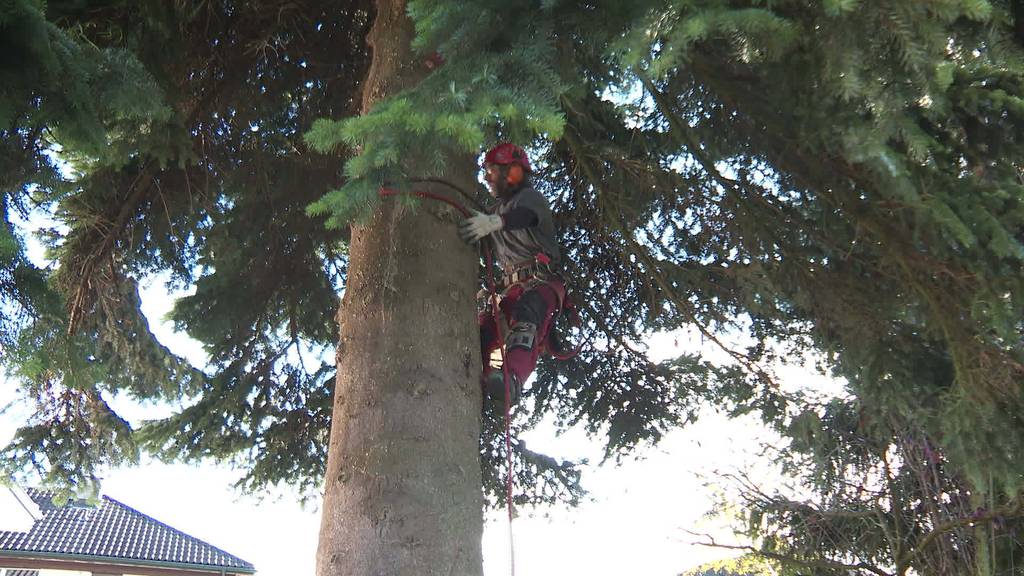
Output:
[0,489,254,573]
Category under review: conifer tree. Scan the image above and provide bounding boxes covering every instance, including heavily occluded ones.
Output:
[3,1,1024,575]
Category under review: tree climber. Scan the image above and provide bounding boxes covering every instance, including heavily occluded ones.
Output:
[458,143,565,406]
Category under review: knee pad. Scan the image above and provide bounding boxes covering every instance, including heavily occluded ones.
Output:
[507,321,537,351]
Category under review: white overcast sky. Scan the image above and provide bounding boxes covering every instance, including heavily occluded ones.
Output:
[0,377,778,576]
[0,306,841,576]
[1,212,844,576]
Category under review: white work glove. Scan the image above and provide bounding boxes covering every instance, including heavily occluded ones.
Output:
[458,211,503,244]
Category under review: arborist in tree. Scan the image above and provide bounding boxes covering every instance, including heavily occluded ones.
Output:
[458,143,566,406]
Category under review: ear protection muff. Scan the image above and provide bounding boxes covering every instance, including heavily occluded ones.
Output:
[506,164,524,187]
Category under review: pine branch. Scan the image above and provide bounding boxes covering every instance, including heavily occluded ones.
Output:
[896,503,1024,573]
[67,164,153,334]
[684,530,894,576]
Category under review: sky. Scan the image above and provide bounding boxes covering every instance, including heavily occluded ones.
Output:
[0,307,841,576]
[0,378,781,576]
[1,211,844,576]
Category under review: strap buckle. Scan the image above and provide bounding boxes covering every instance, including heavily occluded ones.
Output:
[502,266,536,286]
[500,253,555,287]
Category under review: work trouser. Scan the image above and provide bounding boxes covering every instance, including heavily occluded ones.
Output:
[478,278,565,386]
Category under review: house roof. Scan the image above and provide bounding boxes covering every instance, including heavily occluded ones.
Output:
[0,489,254,573]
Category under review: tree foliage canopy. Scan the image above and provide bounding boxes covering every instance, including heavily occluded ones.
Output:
[3,0,1024,573]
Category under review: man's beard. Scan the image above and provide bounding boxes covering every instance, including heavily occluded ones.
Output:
[488,181,507,199]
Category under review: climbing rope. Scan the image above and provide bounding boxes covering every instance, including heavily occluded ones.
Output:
[378,185,517,574]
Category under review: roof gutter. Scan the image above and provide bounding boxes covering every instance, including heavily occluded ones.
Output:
[0,549,256,575]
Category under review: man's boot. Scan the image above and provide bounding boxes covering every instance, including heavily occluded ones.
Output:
[483,369,521,407]
[482,321,536,408]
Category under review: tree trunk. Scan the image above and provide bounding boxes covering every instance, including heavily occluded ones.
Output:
[315,1,485,575]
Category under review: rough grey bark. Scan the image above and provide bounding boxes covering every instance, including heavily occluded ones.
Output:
[315,1,486,575]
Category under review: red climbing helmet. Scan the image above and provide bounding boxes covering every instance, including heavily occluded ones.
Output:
[483,143,532,173]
